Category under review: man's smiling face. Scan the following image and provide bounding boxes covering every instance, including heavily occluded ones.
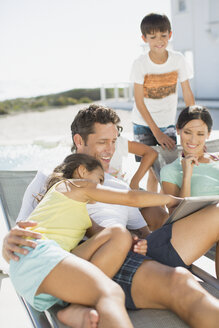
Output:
[76,122,118,171]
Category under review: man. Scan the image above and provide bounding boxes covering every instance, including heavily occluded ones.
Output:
[3,104,219,327]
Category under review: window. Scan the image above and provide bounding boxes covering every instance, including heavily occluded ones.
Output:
[208,0,219,38]
[178,0,186,12]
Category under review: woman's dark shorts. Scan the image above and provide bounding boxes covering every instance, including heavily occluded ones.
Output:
[113,223,191,310]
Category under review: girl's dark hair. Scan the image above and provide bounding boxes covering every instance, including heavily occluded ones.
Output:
[140,13,171,36]
[177,105,213,132]
[46,153,103,193]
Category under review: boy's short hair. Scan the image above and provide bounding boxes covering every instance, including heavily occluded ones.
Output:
[71,104,122,151]
[141,13,171,36]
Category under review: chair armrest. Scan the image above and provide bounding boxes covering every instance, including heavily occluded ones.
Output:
[191,264,219,291]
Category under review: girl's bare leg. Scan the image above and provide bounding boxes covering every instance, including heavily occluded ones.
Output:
[72,225,132,277]
[171,204,219,274]
[37,255,133,328]
[57,305,99,328]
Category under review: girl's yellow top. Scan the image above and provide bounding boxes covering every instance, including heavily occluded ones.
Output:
[28,181,92,252]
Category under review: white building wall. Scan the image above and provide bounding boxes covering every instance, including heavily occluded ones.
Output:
[171,0,219,99]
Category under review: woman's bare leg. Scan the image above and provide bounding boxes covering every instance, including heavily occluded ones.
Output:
[72,225,132,277]
[171,204,219,274]
[37,255,133,328]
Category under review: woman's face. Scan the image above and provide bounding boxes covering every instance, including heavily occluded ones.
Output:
[177,119,210,155]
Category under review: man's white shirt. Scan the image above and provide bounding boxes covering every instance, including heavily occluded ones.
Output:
[17,170,147,230]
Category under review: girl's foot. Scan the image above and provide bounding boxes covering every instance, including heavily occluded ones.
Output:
[57,304,99,328]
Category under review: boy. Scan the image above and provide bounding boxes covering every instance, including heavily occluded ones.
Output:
[130,13,195,191]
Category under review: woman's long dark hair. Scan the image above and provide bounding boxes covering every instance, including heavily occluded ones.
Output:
[177,105,213,132]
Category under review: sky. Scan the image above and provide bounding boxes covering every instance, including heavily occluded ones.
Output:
[0,0,171,100]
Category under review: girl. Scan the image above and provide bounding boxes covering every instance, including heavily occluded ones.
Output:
[10,153,178,328]
[160,105,219,199]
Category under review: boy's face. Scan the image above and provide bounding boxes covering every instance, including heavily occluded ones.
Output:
[142,30,172,53]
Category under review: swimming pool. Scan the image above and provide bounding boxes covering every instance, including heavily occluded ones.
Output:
[0,142,148,188]
[0,144,71,171]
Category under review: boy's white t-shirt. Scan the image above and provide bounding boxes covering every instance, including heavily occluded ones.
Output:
[109,136,129,180]
[130,49,193,128]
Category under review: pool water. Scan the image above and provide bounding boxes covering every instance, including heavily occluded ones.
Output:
[0,144,71,171]
[0,142,146,185]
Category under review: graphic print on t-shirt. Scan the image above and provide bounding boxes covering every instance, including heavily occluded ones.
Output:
[143,71,178,99]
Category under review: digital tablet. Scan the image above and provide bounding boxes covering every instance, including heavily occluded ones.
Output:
[165,195,219,224]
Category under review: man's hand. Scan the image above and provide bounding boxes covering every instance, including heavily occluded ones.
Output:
[132,235,147,256]
[2,221,42,263]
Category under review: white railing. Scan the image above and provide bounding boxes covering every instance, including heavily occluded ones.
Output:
[100,82,133,102]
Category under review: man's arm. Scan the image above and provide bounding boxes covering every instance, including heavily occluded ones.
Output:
[128,140,158,189]
[181,80,195,106]
[134,83,176,150]
[2,171,48,262]
[2,221,42,262]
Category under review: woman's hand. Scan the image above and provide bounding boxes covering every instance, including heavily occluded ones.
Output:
[2,221,42,262]
[132,235,147,256]
[181,154,199,175]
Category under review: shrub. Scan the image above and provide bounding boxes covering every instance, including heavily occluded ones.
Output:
[0,104,8,115]
[30,99,49,108]
[0,87,101,114]
[78,97,92,104]
[66,97,78,105]
[58,88,101,100]
[52,96,69,106]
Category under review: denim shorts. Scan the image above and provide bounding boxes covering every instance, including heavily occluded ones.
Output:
[113,223,190,310]
[133,123,177,162]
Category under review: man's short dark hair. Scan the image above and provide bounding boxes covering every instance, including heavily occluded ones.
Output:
[140,13,171,36]
[71,104,122,151]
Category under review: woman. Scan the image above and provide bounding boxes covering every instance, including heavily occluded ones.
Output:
[160,105,219,198]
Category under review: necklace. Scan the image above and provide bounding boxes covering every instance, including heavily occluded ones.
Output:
[181,151,219,162]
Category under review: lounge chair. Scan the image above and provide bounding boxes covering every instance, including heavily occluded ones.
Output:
[1,170,219,328]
